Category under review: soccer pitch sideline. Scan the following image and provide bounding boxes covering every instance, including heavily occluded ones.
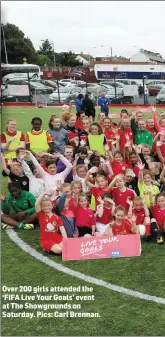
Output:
[1,105,164,133]
[1,106,165,337]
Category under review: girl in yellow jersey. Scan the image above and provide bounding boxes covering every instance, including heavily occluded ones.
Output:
[25,117,53,154]
[137,163,159,208]
[87,123,107,156]
[1,119,25,161]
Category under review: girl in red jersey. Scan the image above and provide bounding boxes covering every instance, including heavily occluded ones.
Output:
[36,191,67,254]
[85,167,111,209]
[118,118,134,153]
[75,111,86,130]
[75,193,96,237]
[65,114,81,148]
[109,174,136,213]
[150,193,165,244]
[96,192,115,235]
[127,196,151,240]
[103,117,118,151]
[110,151,128,175]
[117,109,130,128]
[104,206,137,236]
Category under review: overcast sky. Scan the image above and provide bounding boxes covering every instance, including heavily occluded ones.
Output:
[2,1,165,58]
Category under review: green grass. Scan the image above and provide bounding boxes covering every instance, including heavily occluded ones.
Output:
[2,106,165,133]
[1,106,165,336]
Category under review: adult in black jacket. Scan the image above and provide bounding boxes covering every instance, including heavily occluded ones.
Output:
[82,93,95,121]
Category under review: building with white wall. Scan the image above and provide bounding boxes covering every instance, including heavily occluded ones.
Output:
[130,49,165,64]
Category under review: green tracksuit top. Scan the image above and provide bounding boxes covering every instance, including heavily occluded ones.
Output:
[131,118,153,148]
[2,190,36,215]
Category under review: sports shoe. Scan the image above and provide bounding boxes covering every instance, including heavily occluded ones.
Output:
[2,224,14,230]
[23,224,34,230]
[157,236,164,244]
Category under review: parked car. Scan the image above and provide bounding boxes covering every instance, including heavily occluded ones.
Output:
[49,87,83,103]
[148,84,165,96]
[100,84,124,96]
[6,79,54,94]
[82,86,108,97]
[156,88,165,104]
[106,90,123,100]
[31,79,57,89]
[100,79,139,86]
[147,80,165,86]
[59,79,77,86]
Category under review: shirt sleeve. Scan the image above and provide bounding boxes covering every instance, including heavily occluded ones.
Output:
[1,134,7,143]
[21,160,33,179]
[46,131,53,143]
[58,154,72,180]
[26,193,36,215]
[89,187,96,196]
[148,132,153,148]
[25,134,30,144]
[20,132,25,141]
[137,182,145,195]
[1,199,10,214]
[58,216,64,227]
[29,152,46,178]
[91,212,96,227]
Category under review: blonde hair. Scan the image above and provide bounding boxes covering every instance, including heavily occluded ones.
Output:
[60,183,71,192]
[76,164,87,173]
[78,192,88,200]
[133,196,143,204]
[71,181,82,188]
[143,169,154,179]
[6,119,16,125]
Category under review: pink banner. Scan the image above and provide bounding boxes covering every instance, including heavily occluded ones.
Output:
[133,106,152,113]
[62,235,141,261]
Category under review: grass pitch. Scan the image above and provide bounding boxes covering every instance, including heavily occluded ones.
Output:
[1,106,165,336]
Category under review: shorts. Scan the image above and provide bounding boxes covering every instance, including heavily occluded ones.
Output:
[41,237,62,252]
[78,226,92,237]
[96,222,109,234]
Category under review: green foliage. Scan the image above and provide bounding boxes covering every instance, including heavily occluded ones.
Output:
[1,23,82,67]
[1,23,36,64]
[39,39,82,66]
[35,52,52,66]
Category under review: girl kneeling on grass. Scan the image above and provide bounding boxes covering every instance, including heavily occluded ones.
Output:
[36,191,67,254]
[104,206,137,236]
[127,196,151,240]
[75,193,96,237]
[150,193,165,244]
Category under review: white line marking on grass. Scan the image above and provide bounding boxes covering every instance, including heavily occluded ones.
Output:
[7,230,165,305]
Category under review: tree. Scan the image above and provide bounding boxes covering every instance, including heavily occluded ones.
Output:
[39,40,82,66]
[1,23,36,64]
[39,39,54,64]
[35,52,52,66]
[56,51,82,67]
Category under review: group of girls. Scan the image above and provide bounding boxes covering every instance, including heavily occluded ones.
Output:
[1,103,165,255]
